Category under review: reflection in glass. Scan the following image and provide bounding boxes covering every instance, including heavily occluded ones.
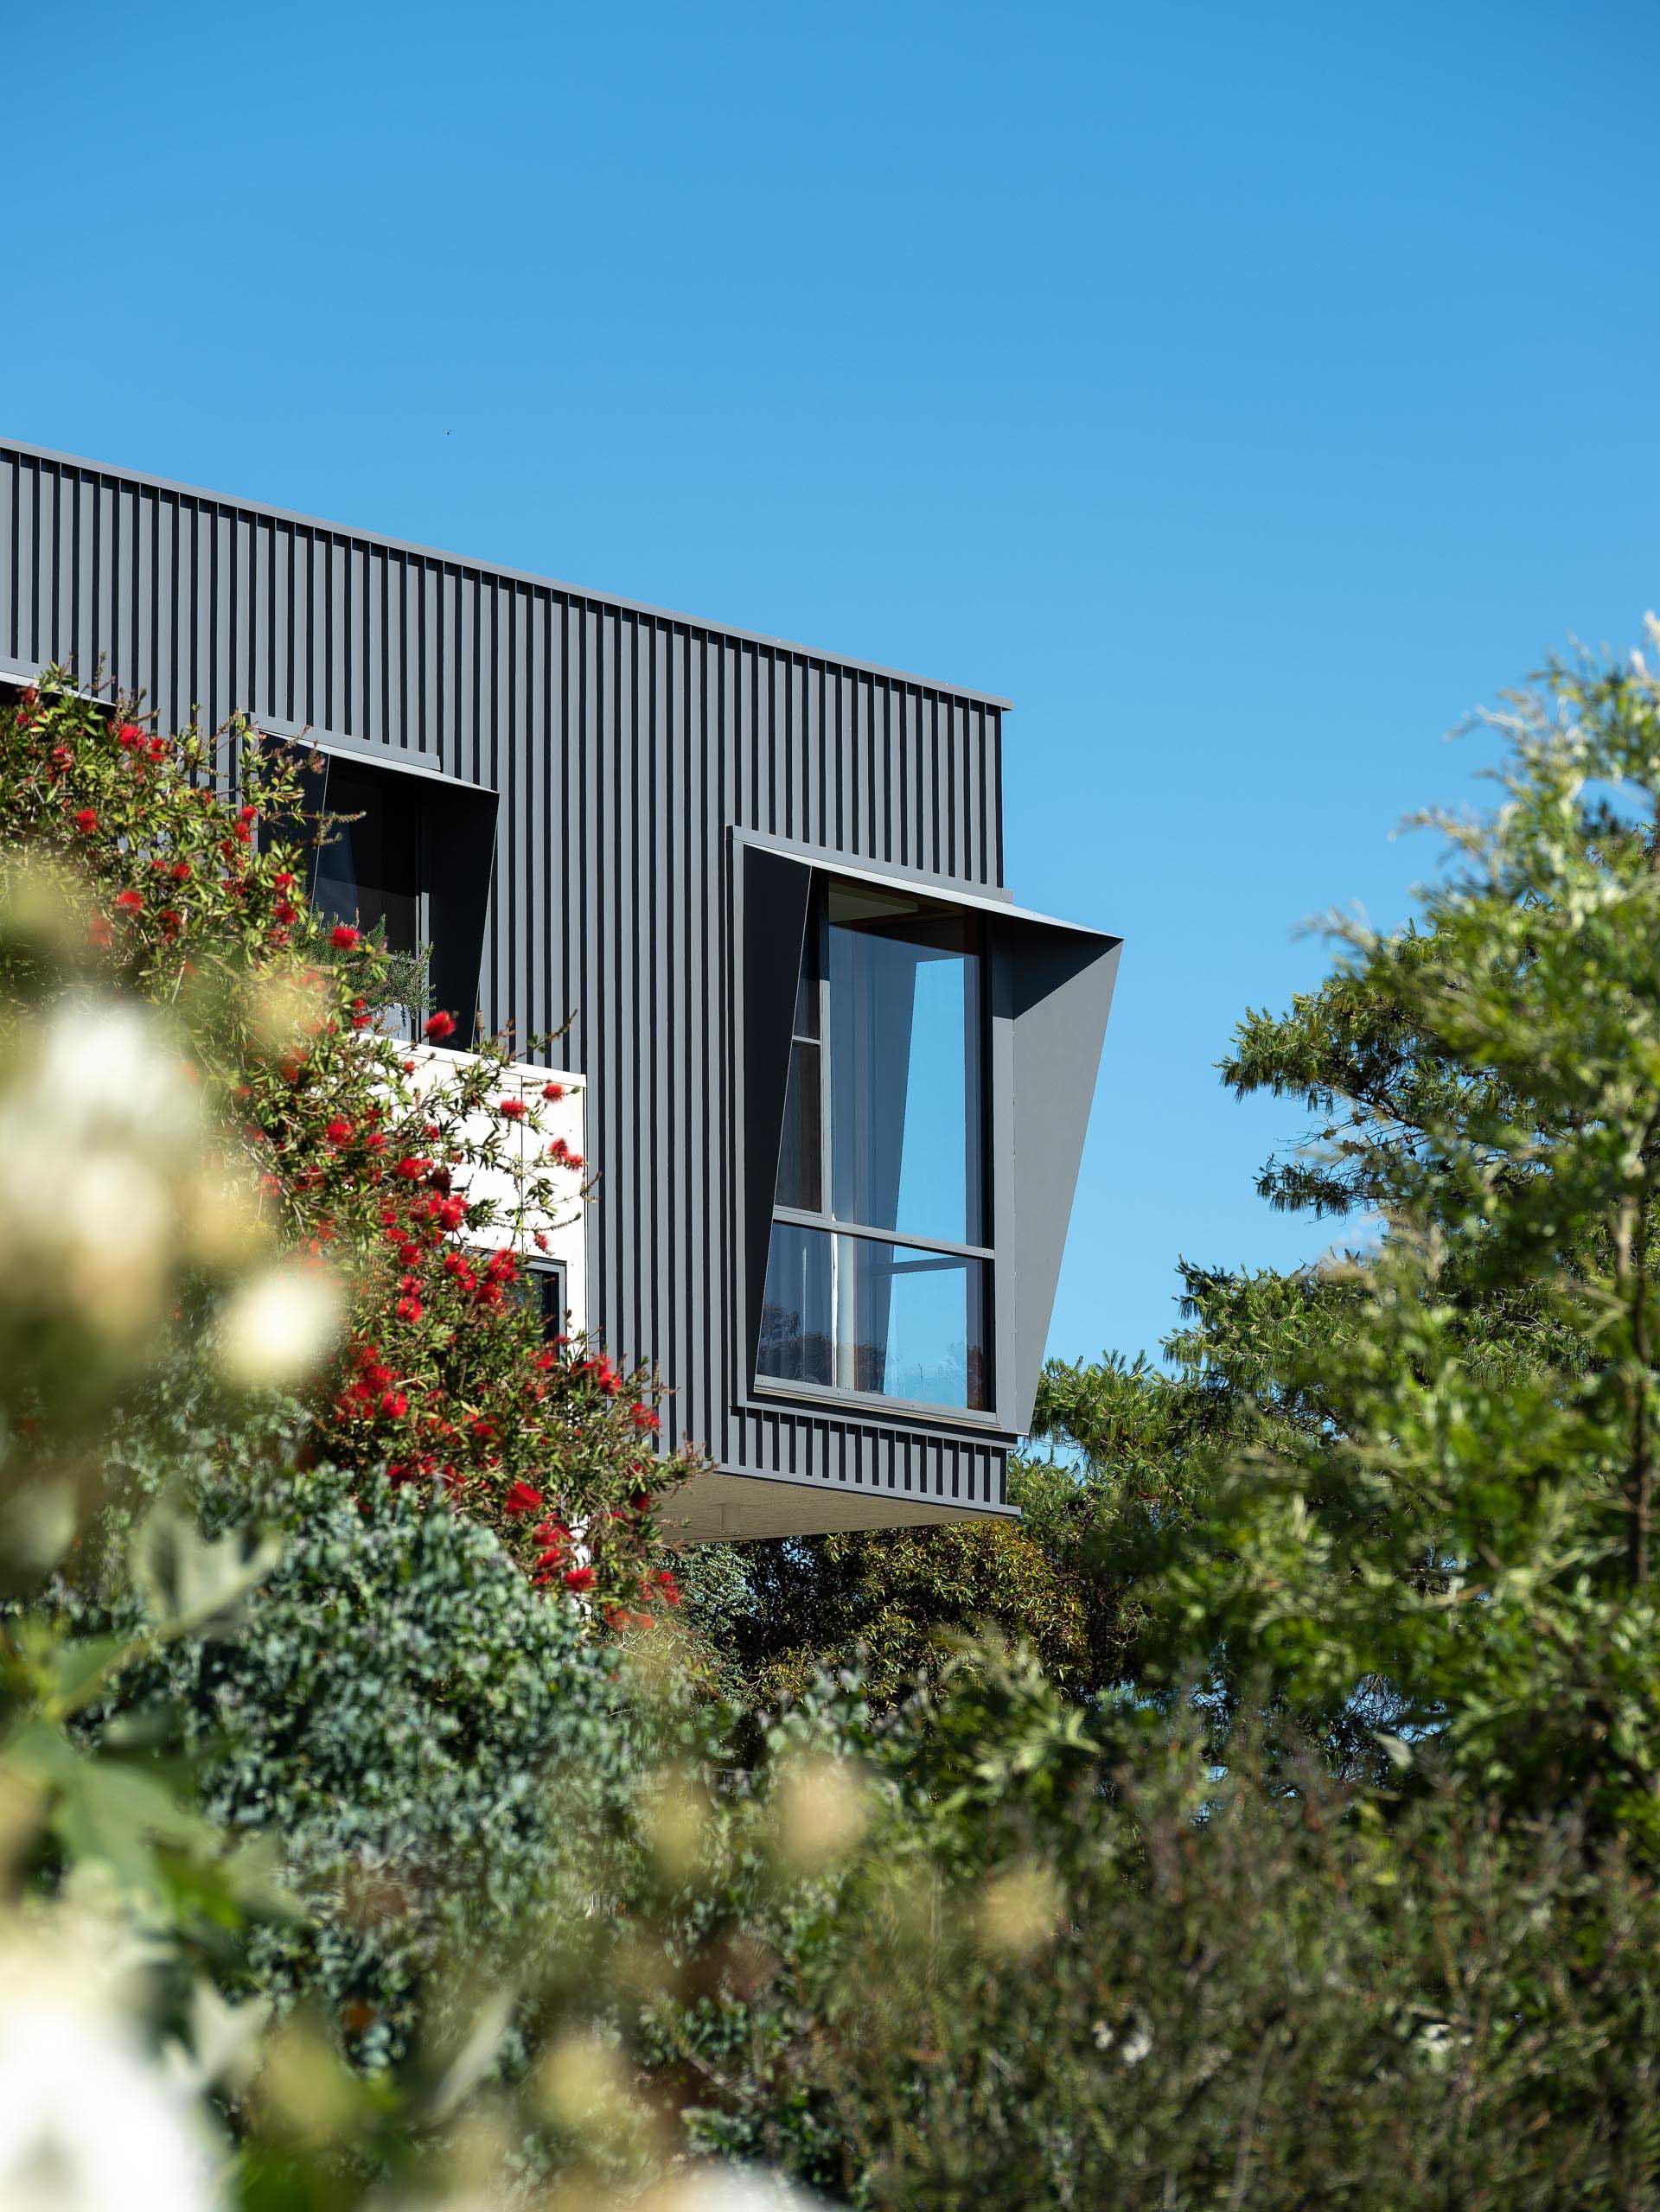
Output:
[757,1222,989,1412]
[827,892,982,1246]
[757,1221,834,1390]
[776,1040,822,1210]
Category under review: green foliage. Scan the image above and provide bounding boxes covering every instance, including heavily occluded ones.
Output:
[1156,643,1660,1843]
[712,1511,1093,1709]
[16,633,1660,2209]
[143,1453,635,2067]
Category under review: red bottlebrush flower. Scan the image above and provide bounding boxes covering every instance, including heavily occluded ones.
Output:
[547,1138,584,1170]
[542,1081,565,1101]
[88,915,113,949]
[364,1129,386,1153]
[272,870,295,890]
[378,1389,409,1419]
[498,1096,527,1120]
[116,723,143,750]
[504,1481,544,1516]
[393,1156,432,1182]
[145,736,169,762]
[274,899,297,926]
[424,1010,456,1042]
[435,1195,466,1231]
[469,1417,495,1442]
[238,804,258,826]
[396,1296,423,1323]
[161,908,182,937]
[629,1404,661,1433]
[73,807,99,834]
[169,860,191,883]
[325,1116,354,1144]
[330,923,360,950]
[563,1565,597,1593]
[654,1569,681,1607]
[113,889,144,916]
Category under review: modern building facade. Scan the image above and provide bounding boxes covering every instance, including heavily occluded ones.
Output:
[0,437,1119,1540]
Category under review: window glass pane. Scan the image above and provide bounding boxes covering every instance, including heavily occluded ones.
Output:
[758,1223,990,1412]
[827,892,983,1246]
[775,1040,822,1211]
[793,955,819,1041]
[510,1263,568,1343]
[314,766,422,954]
[757,1221,833,1388]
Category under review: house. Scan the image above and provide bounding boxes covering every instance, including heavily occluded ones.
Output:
[0,438,1120,1541]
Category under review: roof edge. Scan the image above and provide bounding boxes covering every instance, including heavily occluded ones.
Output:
[0,436,1015,712]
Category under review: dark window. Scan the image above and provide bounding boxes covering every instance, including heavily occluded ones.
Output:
[514,1259,568,1342]
[758,883,992,1412]
[313,762,423,956]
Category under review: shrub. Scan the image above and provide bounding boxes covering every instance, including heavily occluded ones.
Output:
[76,1406,641,2069]
[0,674,700,1622]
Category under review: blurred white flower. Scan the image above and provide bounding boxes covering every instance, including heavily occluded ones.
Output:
[644,2171,833,2212]
[0,994,210,1351]
[0,1932,222,2212]
[216,1262,342,1390]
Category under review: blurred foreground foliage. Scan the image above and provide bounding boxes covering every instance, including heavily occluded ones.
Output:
[9,640,1660,2206]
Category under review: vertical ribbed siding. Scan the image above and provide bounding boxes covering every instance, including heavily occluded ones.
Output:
[0,442,1009,1514]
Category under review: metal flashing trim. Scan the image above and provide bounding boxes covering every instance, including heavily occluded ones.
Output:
[257,716,499,796]
[0,437,1015,712]
[730,825,1120,940]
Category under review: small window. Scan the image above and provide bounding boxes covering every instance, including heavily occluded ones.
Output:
[522,1259,568,1342]
[757,882,992,1412]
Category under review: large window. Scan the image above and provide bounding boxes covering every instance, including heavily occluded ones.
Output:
[757,883,992,1412]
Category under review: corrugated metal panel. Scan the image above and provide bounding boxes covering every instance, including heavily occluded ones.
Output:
[0,438,1011,1516]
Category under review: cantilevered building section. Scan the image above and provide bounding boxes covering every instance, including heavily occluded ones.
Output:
[0,437,1120,1540]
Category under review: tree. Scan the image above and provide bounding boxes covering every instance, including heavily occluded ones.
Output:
[1157,640,1660,1843]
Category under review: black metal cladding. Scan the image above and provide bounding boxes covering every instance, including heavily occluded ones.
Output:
[0,439,1029,1520]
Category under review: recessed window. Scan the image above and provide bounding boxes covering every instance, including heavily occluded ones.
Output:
[757,883,992,1412]
[514,1259,568,1342]
[314,762,423,957]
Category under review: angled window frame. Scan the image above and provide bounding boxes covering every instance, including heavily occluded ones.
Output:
[731,828,1120,1441]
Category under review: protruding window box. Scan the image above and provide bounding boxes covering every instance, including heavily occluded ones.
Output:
[737,833,1119,1447]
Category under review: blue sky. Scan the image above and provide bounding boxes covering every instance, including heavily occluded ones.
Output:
[7,0,1658,1365]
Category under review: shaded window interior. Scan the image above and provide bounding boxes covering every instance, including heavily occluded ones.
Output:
[313,762,424,956]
